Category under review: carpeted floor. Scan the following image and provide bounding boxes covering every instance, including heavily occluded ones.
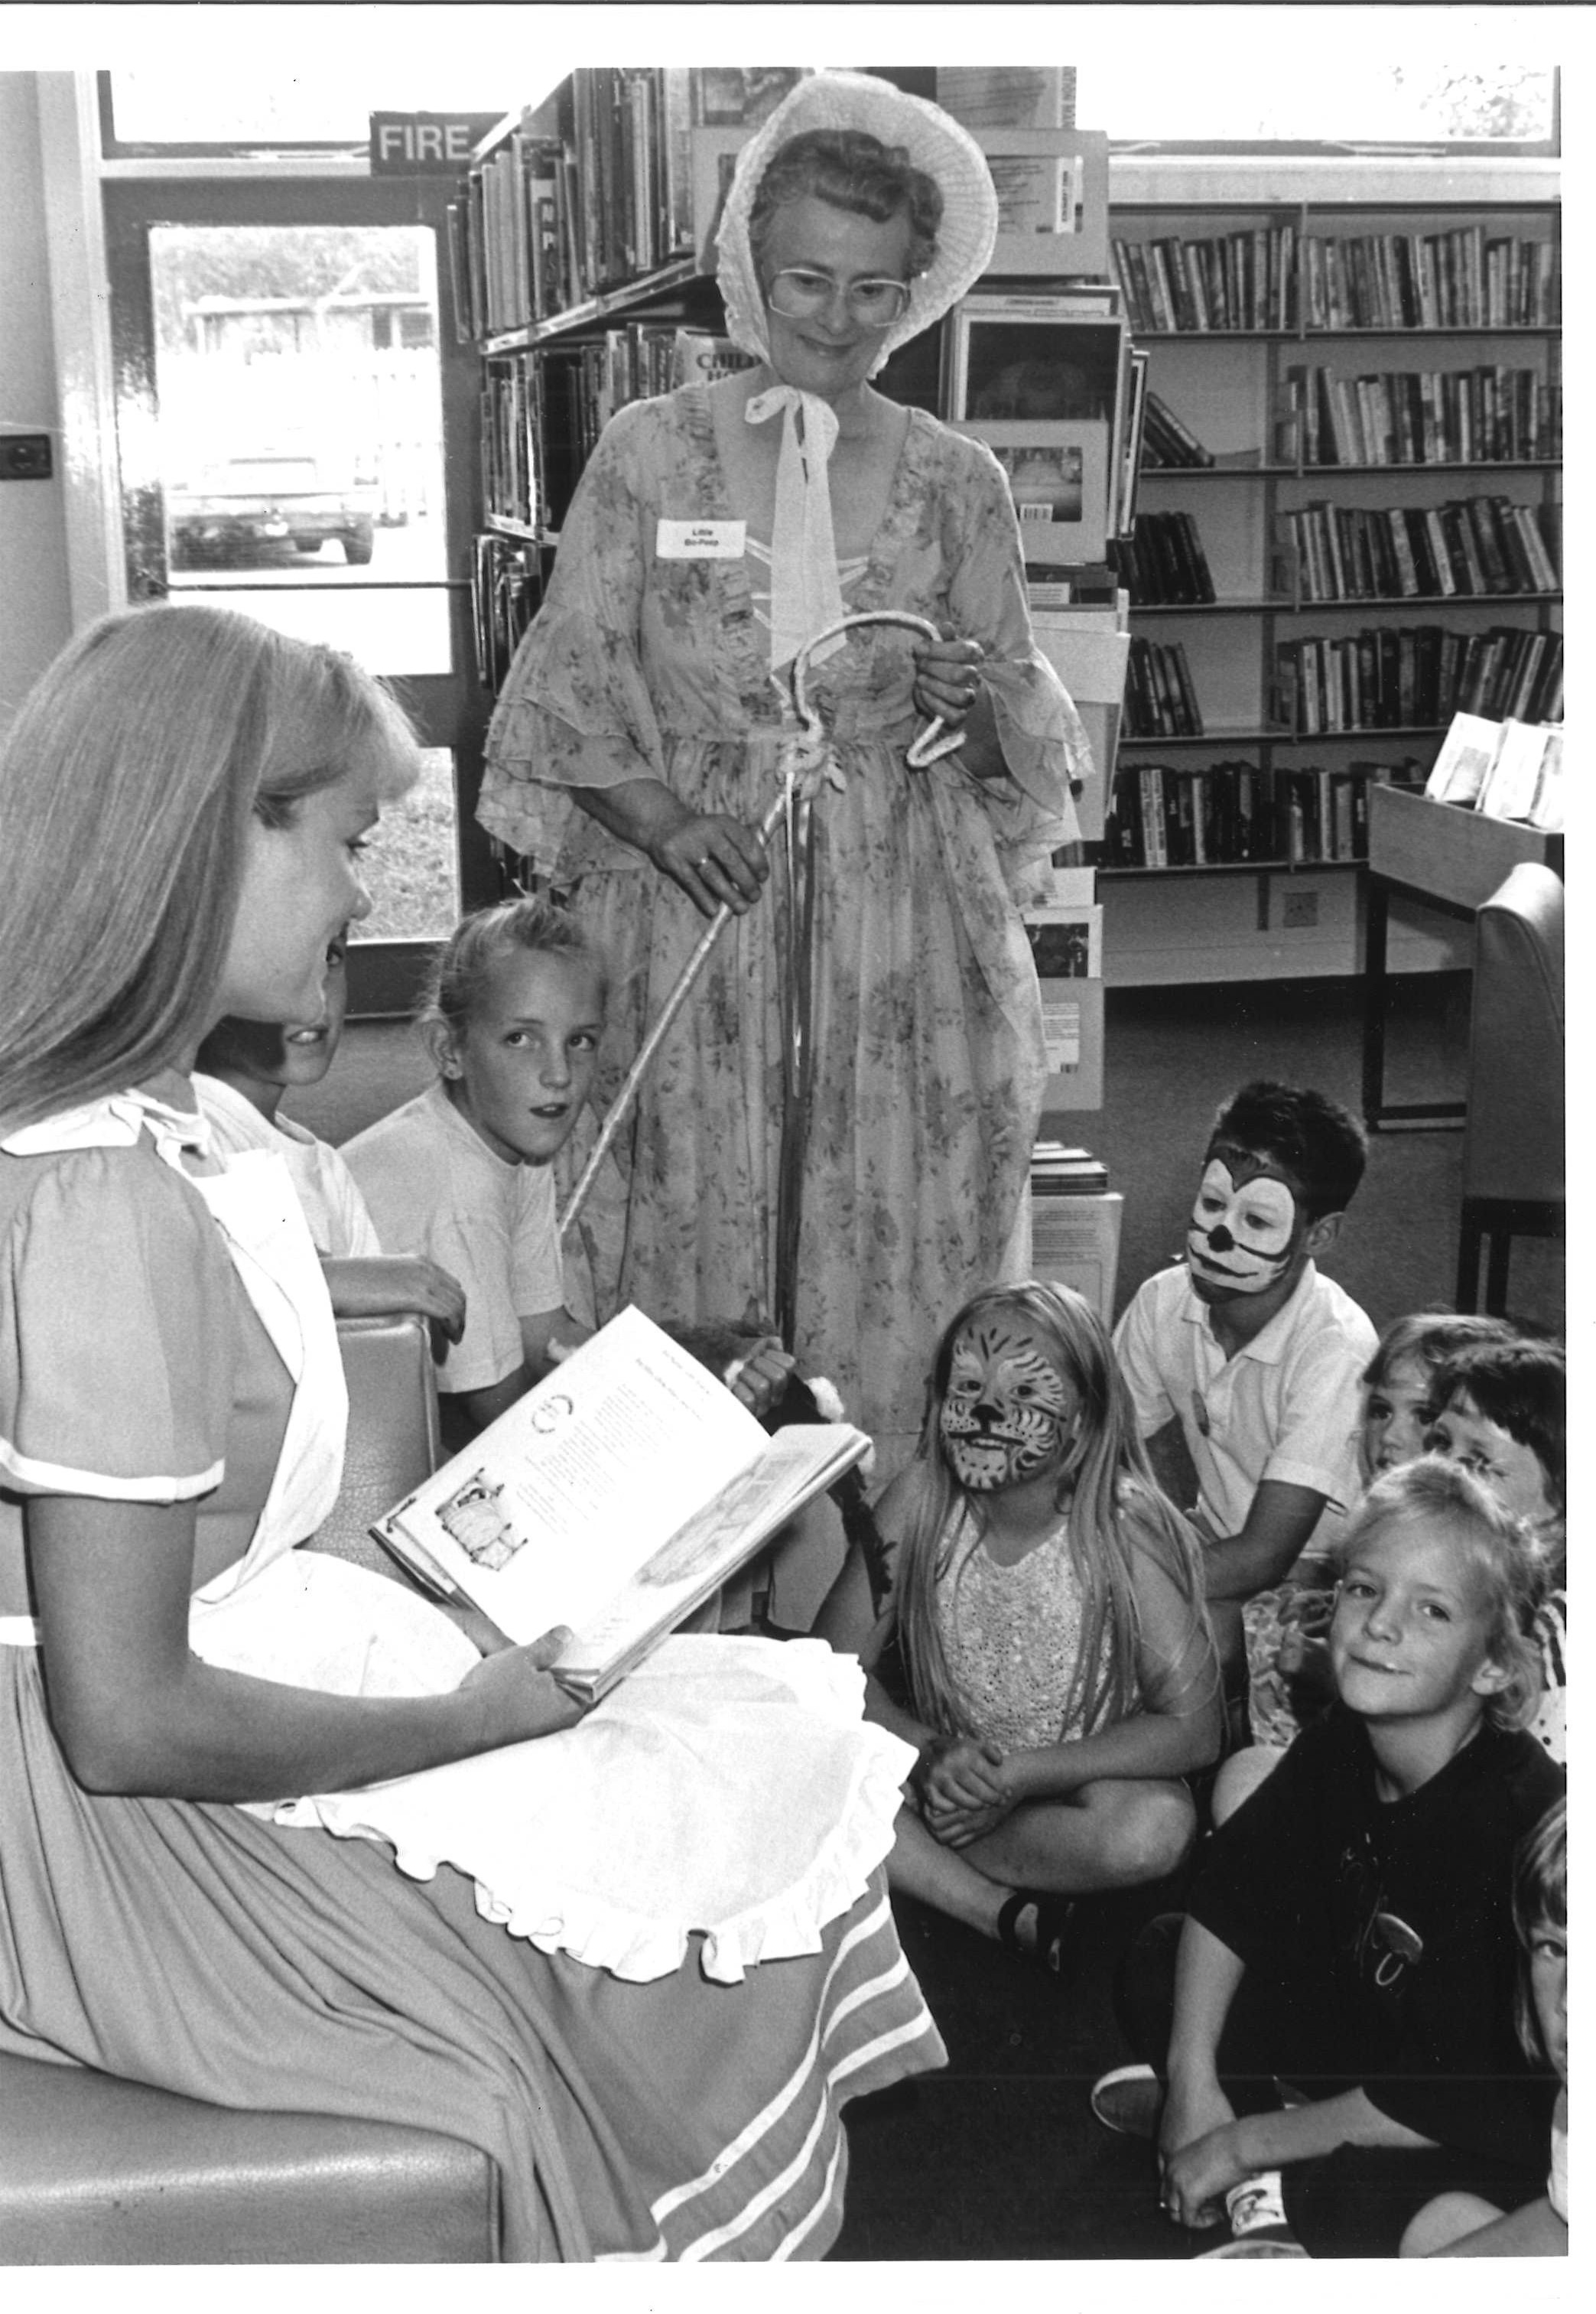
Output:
[291,968,1563,2260]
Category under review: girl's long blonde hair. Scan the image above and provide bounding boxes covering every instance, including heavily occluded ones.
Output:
[892,1281,1206,1739]
[0,605,418,1132]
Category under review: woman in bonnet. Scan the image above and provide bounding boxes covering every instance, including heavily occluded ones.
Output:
[479,72,1090,1488]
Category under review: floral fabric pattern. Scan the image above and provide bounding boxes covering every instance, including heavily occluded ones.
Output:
[480,387,1089,1471]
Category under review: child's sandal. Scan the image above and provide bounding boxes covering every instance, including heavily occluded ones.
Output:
[995,1889,1078,1977]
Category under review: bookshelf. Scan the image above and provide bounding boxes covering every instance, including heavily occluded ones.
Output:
[1101,196,1560,985]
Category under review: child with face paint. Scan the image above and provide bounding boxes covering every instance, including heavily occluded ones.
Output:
[1117,1459,1563,2260]
[1112,1081,1374,1689]
[815,1282,1222,1972]
[1427,1337,1565,1766]
[195,933,467,1341]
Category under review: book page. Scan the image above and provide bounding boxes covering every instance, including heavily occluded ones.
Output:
[556,1425,867,1694]
[376,1306,765,1642]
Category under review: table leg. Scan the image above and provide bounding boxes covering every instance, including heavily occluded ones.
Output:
[1361,874,1390,1129]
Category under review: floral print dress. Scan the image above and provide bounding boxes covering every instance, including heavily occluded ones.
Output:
[479,383,1089,1474]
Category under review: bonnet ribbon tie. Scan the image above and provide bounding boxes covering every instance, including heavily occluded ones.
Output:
[744,384,847,673]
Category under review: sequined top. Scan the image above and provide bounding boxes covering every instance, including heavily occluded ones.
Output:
[935,1506,1119,1752]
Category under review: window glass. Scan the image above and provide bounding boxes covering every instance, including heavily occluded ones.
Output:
[151,223,453,675]
[105,67,515,150]
[1069,42,1555,148]
[355,747,462,945]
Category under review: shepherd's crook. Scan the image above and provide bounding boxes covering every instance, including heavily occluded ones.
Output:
[557,610,970,1238]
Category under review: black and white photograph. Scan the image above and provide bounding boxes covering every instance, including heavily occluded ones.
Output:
[0,3,1567,2283]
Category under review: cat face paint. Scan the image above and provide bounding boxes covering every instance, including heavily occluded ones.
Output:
[1185,1147,1302,1297]
[939,1313,1075,1492]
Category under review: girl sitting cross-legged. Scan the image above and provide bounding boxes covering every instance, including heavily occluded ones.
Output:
[816,1281,1223,1973]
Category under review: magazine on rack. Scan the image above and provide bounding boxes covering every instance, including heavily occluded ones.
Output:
[370,1305,869,1702]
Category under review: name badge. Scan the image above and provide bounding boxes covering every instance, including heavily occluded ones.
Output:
[656,519,746,560]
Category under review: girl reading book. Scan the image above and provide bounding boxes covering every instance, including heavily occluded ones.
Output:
[0,604,941,2263]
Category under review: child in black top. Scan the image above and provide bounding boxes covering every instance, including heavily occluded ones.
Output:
[1152,1456,1563,2256]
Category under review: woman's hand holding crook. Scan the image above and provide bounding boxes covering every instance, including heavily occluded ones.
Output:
[912,634,984,730]
[652,809,771,920]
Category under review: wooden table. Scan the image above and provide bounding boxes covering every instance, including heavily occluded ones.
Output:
[1362,783,1563,1131]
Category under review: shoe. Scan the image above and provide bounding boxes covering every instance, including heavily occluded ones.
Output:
[1089,2061,1163,2139]
[1225,2172,1287,2234]
[994,1889,1079,1978]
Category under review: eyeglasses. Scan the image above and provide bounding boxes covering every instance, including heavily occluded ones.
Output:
[765,269,912,327]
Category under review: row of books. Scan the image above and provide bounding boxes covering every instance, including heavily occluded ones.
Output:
[1298,227,1559,334]
[1100,760,1421,870]
[1276,496,1560,606]
[1124,635,1203,737]
[470,530,541,692]
[480,355,539,531]
[1425,711,1563,833]
[480,327,750,533]
[450,68,815,341]
[1139,391,1214,469]
[1274,624,1563,735]
[452,74,687,339]
[1119,510,1216,605]
[1112,225,1297,336]
[1277,362,1559,469]
[1110,225,1556,335]
[1029,1141,1110,1195]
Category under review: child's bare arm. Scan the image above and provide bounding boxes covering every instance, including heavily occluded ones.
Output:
[1427,2196,1566,2257]
[1165,2088,1436,2229]
[1163,1916,1243,2127]
[814,1466,914,1654]
[1198,1478,1328,1603]
[323,1255,466,1339]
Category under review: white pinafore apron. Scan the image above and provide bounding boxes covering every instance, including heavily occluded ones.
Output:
[4,1093,915,1984]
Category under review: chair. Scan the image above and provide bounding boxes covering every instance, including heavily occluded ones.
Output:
[1455,862,1565,1315]
[0,1315,504,2265]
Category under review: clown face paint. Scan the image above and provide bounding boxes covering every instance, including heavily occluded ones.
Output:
[938,1313,1075,1492]
[1185,1149,1301,1297]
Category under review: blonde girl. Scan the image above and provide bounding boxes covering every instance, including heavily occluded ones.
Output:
[0,604,941,2262]
[818,1280,1222,1971]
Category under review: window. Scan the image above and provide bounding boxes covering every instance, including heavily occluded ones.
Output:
[1072,41,1556,154]
[100,67,519,158]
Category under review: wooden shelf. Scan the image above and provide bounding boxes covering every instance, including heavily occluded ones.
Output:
[1142,459,1560,479]
[483,513,541,543]
[481,256,700,354]
[1132,324,1559,342]
[1100,856,1361,877]
[1367,782,1563,906]
[1132,591,1562,615]
[1120,724,1462,747]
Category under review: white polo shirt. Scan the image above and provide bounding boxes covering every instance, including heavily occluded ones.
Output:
[343,1080,564,1396]
[1113,1258,1376,1570]
[194,1073,383,1260]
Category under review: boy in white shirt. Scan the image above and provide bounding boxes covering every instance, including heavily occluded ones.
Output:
[1112,1080,1374,1684]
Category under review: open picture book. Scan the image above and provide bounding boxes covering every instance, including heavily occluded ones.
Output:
[371,1305,870,1702]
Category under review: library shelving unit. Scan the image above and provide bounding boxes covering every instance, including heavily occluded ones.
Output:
[1100,193,1560,985]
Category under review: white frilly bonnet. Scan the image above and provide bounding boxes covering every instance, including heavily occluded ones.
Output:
[714,73,1000,670]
